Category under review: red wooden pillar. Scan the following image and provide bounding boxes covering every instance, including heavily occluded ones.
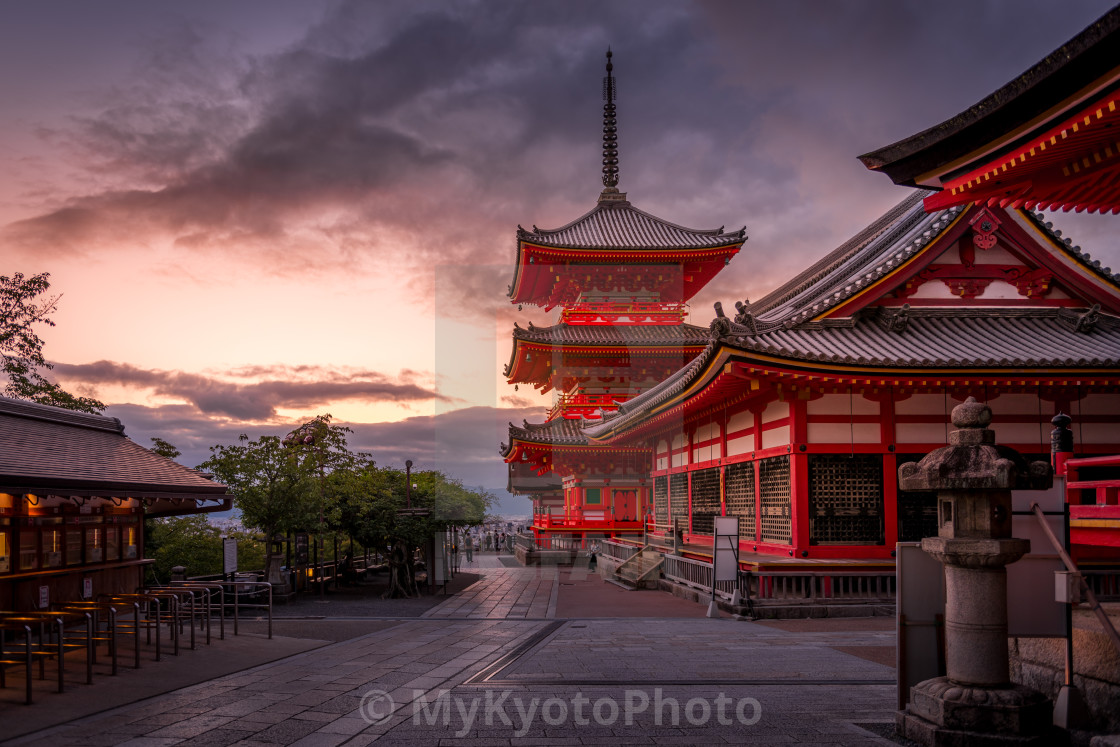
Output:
[882,395,899,549]
[788,399,810,555]
[753,408,763,544]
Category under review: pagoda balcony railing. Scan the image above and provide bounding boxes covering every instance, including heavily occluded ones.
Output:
[562,301,687,325]
[533,514,644,531]
[548,392,633,421]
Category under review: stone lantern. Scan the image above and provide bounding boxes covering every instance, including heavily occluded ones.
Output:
[897,397,1054,745]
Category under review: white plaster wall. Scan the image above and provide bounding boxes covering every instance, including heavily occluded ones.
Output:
[989,421,1049,447]
[726,435,753,456]
[1079,423,1120,444]
[896,394,954,416]
[806,393,879,415]
[1081,393,1120,413]
[991,394,1045,414]
[761,425,790,450]
[727,409,753,435]
[980,280,1021,299]
[761,401,789,424]
[807,422,880,444]
[896,422,950,444]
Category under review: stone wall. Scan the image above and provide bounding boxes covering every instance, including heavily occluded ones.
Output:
[1009,607,1120,732]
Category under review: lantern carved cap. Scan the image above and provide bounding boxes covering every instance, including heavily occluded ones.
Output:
[899,396,1052,492]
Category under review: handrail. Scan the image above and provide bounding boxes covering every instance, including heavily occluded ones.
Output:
[170,580,272,639]
[1029,502,1120,656]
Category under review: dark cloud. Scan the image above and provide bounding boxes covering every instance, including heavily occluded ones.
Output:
[5,1,1119,319]
[52,360,447,420]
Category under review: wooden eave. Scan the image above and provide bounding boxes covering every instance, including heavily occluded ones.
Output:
[588,344,1120,446]
[505,338,708,387]
[508,242,742,307]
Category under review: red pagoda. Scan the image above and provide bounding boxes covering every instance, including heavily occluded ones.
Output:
[501,51,746,543]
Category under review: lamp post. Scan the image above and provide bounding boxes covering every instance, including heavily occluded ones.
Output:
[405,460,413,509]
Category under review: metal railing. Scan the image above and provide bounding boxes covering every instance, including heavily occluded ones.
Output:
[514,534,592,551]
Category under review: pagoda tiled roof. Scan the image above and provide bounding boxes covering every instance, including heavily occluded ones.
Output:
[517,199,745,251]
[502,417,590,453]
[0,396,230,499]
[512,321,711,346]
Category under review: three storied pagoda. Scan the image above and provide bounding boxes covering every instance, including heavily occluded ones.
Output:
[501,51,746,541]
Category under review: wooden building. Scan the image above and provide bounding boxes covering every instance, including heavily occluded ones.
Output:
[501,51,746,541]
[583,192,1120,564]
[0,396,231,610]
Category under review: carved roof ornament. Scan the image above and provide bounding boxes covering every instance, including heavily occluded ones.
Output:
[1058,303,1103,333]
[1076,303,1102,333]
[969,207,1002,250]
[881,303,911,333]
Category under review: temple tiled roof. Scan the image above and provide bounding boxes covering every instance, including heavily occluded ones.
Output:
[0,396,229,498]
[517,199,745,250]
[501,417,590,454]
[584,195,1120,440]
[512,321,711,346]
[742,194,1120,331]
[859,6,1120,190]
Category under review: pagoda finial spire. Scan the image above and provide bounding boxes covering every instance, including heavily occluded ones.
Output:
[600,48,621,196]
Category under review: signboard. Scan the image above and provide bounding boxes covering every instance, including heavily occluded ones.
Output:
[713,516,740,583]
[896,542,946,708]
[223,537,238,575]
[294,533,309,565]
[82,577,93,600]
[432,531,448,585]
[1008,482,1069,638]
[39,585,49,609]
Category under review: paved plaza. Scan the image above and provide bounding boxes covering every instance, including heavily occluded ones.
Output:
[2,554,901,745]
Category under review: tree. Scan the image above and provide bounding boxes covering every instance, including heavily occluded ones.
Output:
[148,437,181,460]
[0,271,104,413]
[198,433,319,575]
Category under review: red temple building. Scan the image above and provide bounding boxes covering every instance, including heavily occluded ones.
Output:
[584,190,1120,565]
[859,4,1120,561]
[501,51,746,542]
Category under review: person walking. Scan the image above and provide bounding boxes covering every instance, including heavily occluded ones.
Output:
[465,536,474,564]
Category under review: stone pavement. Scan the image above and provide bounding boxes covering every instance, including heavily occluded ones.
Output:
[3,554,902,745]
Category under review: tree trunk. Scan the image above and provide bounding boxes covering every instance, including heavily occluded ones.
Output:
[384,539,416,598]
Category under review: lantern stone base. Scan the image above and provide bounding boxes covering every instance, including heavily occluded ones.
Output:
[898,676,1053,746]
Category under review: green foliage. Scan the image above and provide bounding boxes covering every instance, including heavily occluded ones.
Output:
[145,516,267,582]
[146,516,222,581]
[148,437,181,460]
[0,271,105,413]
[199,433,319,540]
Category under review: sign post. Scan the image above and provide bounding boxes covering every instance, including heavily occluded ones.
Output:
[709,516,739,618]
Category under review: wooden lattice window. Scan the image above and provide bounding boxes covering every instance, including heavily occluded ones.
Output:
[654,476,668,525]
[808,454,884,545]
[689,467,721,535]
[725,461,756,538]
[759,456,791,544]
[669,473,689,526]
[896,454,938,543]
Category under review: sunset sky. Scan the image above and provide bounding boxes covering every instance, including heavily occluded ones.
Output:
[4,1,1119,504]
